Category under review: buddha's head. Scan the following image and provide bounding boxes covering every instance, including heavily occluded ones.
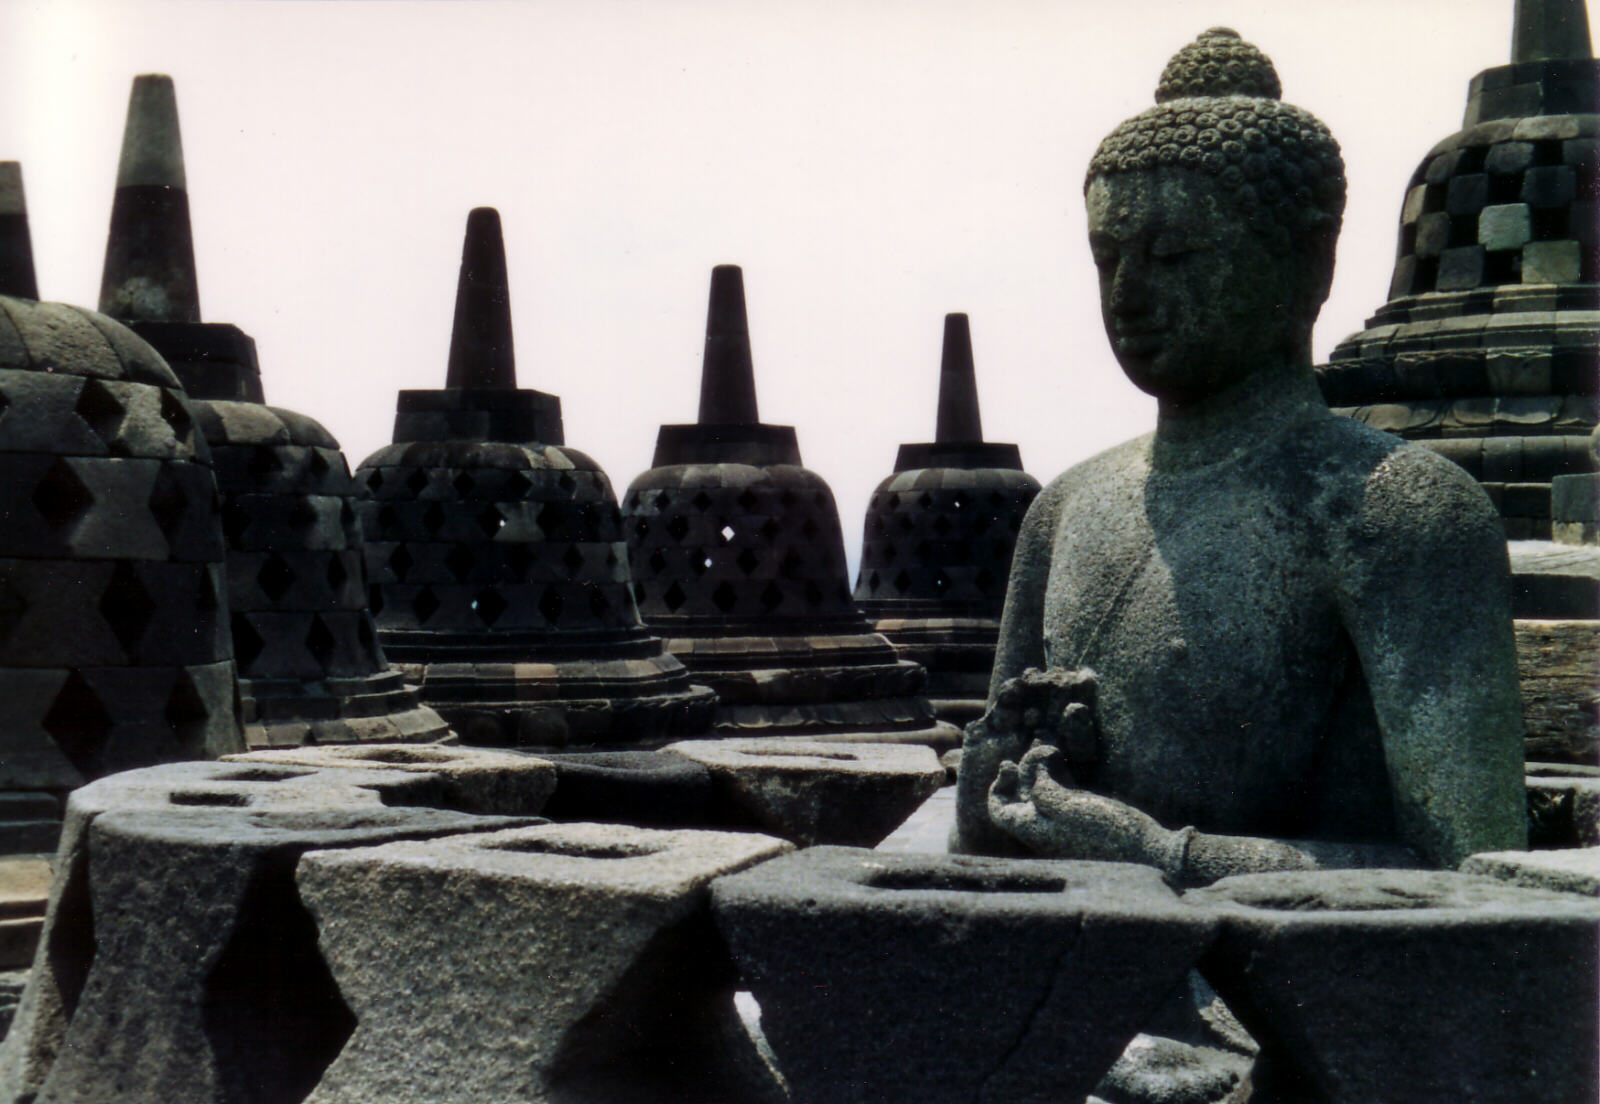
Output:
[1084,29,1347,403]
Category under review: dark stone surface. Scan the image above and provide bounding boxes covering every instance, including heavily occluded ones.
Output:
[1317,16,1598,530]
[711,847,1219,1104]
[0,295,240,824]
[0,164,37,301]
[957,31,1527,874]
[356,210,715,746]
[1186,868,1600,1103]
[298,822,791,1104]
[537,749,714,827]
[665,738,945,846]
[624,266,956,745]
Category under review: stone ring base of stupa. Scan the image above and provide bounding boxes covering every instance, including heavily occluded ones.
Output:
[388,659,718,749]
[868,614,1004,728]
[240,669,454,749]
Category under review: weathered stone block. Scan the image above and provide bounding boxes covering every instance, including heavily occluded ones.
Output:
[537,749,714,827]
[664,737,944,846]
[712,847,1219,1104]
[1463,844,1600,896]
[297,822,791,1104]
[1187,869,1600,1103]
[227,743,557,816]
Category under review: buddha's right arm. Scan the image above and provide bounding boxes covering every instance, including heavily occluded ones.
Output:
[950,484,1064,856]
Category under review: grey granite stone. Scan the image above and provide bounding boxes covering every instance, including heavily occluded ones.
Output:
[665,738,944,846]
[297,822,791,1104]
[1186,868,1600,1103]
[1463,843,1600,895]
[537,749,714,827]
[227,743,557,816]
[711,847,1219,1104]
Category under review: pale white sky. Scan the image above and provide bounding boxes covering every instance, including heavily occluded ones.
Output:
[2,0,1514,573]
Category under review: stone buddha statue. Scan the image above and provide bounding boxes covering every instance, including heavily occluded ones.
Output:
[953,29,1529,881]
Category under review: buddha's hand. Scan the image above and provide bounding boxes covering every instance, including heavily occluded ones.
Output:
[976,666,1099,767]
[987,740,1174,866]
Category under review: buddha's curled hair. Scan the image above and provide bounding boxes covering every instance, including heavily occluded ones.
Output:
[1087,28,1347,252]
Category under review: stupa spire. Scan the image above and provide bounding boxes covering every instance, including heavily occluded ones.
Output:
[697,264,760,425]
[1514,0,1594,61]
[934,313,983,444]
[445,207,517,391]
[99,74,199,324]
[0,162,38,300]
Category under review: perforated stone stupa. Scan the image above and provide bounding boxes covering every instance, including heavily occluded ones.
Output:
[853,314,1040,724]
[355,208,715,747]
[1317,0,1598,540]
[622,265,959,747]
[0,289,242,852]
[97,75,449,750]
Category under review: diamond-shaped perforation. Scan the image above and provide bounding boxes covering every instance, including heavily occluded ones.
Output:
[258,554,296,602]
[538,587,564,625]
[288,499,319,532]
[712,582,739,613]
[75,378,126,448]
[737,489,759,512]
[504,471,533,500]
[506,544,534,579]
[538,502,565,533]
[557,472,577,495]
[147,466,189,543]
[666,515,689,541]
[421,503,446,535]
[165,669,214,756]
[453,472,476,497]
[158,388,192,445]
[376,505,401,536]
[326,554,349,590]
[0,578,26,648]
[800,517,819,539]
[445,544,475,582]
[779,549,804,579]
[588,587,610,618]
[248,447,284,480]
[477,505,505,538]
[232,613,265,671]
[406,469,430,494]
[412,587,440,623]
[562,545,585,577]
[472,588,508,627]
[758,581,783,612]
[99,562,156,658]
[975,567,996,595]
[692,491,713,511]
[653,490,672,509]
[364,470,384,493]
[32,458,94,533]
[736,548,760,575]
[663,582,686,611]
[308,450,332,479]
[305,615,337,669]
[43,673,112,771]
[758,518,781,543]
[389,545,414,582]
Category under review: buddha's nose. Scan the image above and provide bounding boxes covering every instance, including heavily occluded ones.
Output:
[1110,256,1153,317]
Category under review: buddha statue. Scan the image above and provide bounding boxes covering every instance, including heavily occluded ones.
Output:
[952,28,1529,881]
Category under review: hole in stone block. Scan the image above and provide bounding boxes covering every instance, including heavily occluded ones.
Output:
[211,768,316,783]
[333,746,459,764]
[1220,883,1456,912]
[169,791,252,807]
[489,837,665,859]
[866,868,1068,894]
[737,749,859,761]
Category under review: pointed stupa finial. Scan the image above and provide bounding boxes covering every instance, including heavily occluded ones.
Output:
[934,313,983,444]
[1514,0,1594,60]
[0,163,39,300]
[697,264,760,425]
[444,207,517,390]
[99,74,200,323]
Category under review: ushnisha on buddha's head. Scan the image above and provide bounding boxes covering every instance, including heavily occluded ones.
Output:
[1085,28,1348,403]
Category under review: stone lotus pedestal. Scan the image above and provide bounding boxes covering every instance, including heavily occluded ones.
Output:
[0,759,539,1104]
[1185,867,1600,1104]
[853,314,1040,726]
[96,74,451,751]
[357,209,714,747]
[296,822,791,1104]
[665,738,945,847]
[711,847,1219,1104]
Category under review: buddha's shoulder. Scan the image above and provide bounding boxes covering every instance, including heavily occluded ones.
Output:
[1034,434,1154,511]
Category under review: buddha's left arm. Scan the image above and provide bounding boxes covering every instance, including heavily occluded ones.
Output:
[1334,446,1528,867]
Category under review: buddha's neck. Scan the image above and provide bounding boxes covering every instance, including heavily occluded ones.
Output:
[1150,360,1327,474]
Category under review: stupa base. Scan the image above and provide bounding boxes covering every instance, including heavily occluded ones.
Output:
[241,669,453,749]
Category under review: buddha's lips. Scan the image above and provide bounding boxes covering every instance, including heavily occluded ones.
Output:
[1115,331,1163,356]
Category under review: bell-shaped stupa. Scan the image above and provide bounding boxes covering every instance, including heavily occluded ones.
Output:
[853,314,1040,724]
[355,208,715,748]
[1317,0,1598,541]
[98,75,449,749]
[0,250,242,850]
[622,266,959,747]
